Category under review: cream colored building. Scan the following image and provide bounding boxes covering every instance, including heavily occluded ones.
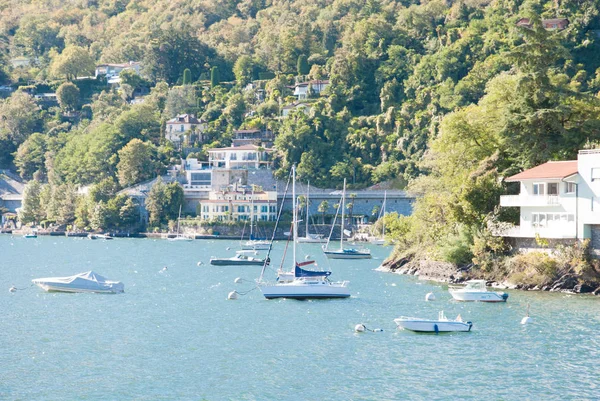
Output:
[208,144,272,169]
[199,185,277,222]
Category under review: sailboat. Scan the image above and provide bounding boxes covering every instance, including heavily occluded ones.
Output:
[322,179,371,259]
[168,205,193,241]
[370,191,386,245]
[297,181,326,243]
[241,186,271,250]
[258,165,350,299]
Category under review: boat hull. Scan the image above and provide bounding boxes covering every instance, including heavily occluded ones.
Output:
[33,282,123,294]
[241,242,271,250]
[323,250,371,259]
[394,318,472,333]
[449,290,508,302]
[210,259,264,266]
[297,237,327,243]
[259,280,350,299]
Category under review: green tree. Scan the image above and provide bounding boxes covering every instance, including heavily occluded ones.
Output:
[50,45,95,80]
[211,66,220,88]
[56,82,80,111]
[297,54,309,76]
[14,133,47,180]
[90,201,109,231]
[117,139,158,187]
[146,178,167,227]
[18,180,44,225]
[183,68,192,85]
[233,55,254,86]
[119,197,139,231]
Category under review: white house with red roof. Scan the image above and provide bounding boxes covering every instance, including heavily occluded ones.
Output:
[500,149,600,243]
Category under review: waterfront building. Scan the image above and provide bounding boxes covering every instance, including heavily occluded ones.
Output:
[499,149,600,254]
[198,185,278,222]
[165,114,207,147]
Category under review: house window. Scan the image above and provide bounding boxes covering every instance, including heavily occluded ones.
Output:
[592,168,600,181]
[547,183,558,195]
[261,206,268,213]
[533,183,546,195]
[230,153,237,160]
[565,182,576,194]
[180,125,184,132]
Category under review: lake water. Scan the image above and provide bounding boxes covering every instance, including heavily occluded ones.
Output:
[1,235,599,400]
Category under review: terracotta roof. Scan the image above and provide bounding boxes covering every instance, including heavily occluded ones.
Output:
[505,161,578,182]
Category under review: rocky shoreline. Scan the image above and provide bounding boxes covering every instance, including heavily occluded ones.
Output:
[378,255,600,296]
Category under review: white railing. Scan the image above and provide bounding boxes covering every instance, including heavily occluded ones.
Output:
[500,194,560,207]
[496,225,576,239]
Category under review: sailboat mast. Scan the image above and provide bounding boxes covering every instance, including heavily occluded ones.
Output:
[340,178,346,250]
[306,181,310,238]
[177,204,182,235]
[249,186,254,238]
[292,165,297,266]
[382,190,387,238]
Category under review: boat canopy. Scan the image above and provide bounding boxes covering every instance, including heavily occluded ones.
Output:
[295,265,331,277]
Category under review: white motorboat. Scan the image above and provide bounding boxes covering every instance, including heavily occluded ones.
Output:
[210,250,268,266]
[258,166,350,300]
[449,280,509,302]
[96,234,113,240]
[322,178,371,259]
[297,182,327,244]
[32,271,124,294]
[394,311,473,333]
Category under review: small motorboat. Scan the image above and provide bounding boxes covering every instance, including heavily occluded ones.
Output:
[87,234,97,240]
[96,234,113,240]
[449,280,508,302]
[32,271,124,293]
[23,233,37,238]
[394,311,472,333]
[210,251,268,266]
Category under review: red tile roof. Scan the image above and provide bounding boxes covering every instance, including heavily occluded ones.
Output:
[505,161,578,182]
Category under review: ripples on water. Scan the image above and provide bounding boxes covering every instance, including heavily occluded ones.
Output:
[1,236,599,400]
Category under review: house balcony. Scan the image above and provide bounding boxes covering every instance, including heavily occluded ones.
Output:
[496,225,576,239]
[500,195,560,207]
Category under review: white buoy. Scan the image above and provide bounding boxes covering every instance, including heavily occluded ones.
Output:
[197,261,202,266]
[355,324,366,333]
[227,291,238,300]
[234,277,242,284]
[521,303,533,325]
[305,254,310,260]
[9,286,17,293]
[425,292,436,301]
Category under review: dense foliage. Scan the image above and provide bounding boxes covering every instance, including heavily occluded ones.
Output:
[2,0,600,241]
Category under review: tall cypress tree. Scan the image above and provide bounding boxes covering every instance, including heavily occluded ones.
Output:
[210,66,220,88]
[297,55,309,76]
[182,68,192,85]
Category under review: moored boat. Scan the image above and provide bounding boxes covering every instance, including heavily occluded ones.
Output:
[394,311,472,333]
[210,251,268,266]
[258,165,350,300]
[449,280,508,302]
[32,271,124,293]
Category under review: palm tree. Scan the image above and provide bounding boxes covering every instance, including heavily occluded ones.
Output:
[318,200,329,224]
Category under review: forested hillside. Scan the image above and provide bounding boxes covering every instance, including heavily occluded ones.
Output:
[2,0,600,255]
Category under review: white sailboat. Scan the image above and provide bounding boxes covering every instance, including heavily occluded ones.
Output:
[168,205,193,241]
[322,179,371,259]
[241,186,272,250]
[258,166,350,299]
[297,181,326,243]
[370,191,386,245]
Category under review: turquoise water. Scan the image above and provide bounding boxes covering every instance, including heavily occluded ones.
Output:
[1,236,599,400]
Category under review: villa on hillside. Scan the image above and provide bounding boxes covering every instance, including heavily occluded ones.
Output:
[232,128,274,148]
[207,144,272,169]
[292,80,330,100]
[499,149,600,254]
[281,103,311,118]
[165,114,208,147]
[95,61,142,84]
